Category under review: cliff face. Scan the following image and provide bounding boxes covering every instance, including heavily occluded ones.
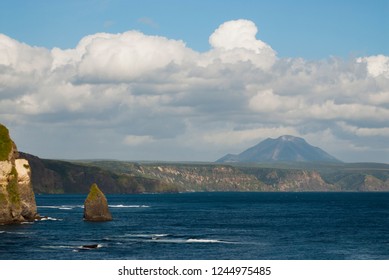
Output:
[135,164,268,191]
[20,153,178,194]
[0,124,38,224]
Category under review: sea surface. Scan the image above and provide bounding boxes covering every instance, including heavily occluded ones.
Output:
[1,192,388,260]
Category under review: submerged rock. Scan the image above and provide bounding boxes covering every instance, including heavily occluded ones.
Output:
[0,124,39,224]
[83,183,112,222]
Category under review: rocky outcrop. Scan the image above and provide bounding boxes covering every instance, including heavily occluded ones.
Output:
[140,164,267,191]
[0,124,38,224]
[83,183,112,222]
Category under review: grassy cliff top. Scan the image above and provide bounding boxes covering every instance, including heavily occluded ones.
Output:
[0,124,12,161]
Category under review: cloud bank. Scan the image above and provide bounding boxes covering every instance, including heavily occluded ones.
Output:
[1,20,388,162]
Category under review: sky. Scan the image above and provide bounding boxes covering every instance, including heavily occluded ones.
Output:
[0,0,388,163]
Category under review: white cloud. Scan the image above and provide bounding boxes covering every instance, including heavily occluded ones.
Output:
[0,34,51,73]
[75,31,196,82]
[367,91,389,105]
[248,89,302,113]
[338,122,389,137]
[123,135,155,146]
[202,126,299,147]
[206,19,276,69]
[357,55,389,78]
[0,19,389,162]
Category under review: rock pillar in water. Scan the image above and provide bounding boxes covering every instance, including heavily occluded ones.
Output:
[83,183,112,222]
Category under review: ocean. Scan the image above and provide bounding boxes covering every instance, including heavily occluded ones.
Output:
[1,192,388,260]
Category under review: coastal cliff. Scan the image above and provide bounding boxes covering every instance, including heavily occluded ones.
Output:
[0,124,38,224]
[16,154,389,194]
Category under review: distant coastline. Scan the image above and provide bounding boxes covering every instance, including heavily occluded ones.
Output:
[21,152,389,194]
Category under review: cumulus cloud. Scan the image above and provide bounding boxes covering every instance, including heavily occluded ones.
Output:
[0,19,388,162]
[357,55,389,78]
[74,31,196,82]
[206,19,276,69]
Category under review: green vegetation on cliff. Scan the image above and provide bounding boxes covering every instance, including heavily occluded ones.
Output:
[19,153,389,194]
[0,124,12,161]
[7,166,21,205]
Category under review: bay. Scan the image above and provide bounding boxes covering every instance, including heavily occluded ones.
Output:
[1,192,388,260]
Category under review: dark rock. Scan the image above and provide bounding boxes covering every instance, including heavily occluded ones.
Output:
[81,244,99,249]
[83,183,112,222]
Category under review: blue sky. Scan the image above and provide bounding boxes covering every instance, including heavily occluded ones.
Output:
[1,0,388,58]
[1,0,389,163]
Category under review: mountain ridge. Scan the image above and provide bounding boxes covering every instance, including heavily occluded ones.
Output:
[217,135,341,163]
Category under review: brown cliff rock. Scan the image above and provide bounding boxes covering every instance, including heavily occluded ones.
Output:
[0,124,38,224]
[83,183,112,222]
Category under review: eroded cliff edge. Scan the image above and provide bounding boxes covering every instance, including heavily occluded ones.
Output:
[0,124,38,224]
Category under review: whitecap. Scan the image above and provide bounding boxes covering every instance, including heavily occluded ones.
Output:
[109,204,149,208]
[7,231,32,235]
[186,238,232,243]
[38,217,63,221]
[41,245,75,249]
[38,205,84,210]
[123,233,169,238]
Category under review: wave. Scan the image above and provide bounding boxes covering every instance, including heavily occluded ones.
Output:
[38,204,150,210]
[37,217,63,221]
[109,204,150,208]
[109,233,235,244]
[41,244,103,251]
[4,231,33,235]
[186,238,233,243]
[41,245,75,249]
[123,233,169,238]
[144,238,233,244]
[38,205,84,210]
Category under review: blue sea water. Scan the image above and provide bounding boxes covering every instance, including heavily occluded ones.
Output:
[0,192,388,260]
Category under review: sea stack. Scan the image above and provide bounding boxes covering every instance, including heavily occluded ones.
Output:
[83,183,112,222]
[0,124,39,224]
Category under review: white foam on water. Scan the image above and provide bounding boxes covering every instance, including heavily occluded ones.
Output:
[38,205,84,210]
[7,231,33,235]
[41,245,75,249]
[123,233,169,238]
[38,217,63,221]
[186,238,232,243]
[109,204,150,208]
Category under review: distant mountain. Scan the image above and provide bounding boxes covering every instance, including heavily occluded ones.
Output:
[217,135,341,163]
